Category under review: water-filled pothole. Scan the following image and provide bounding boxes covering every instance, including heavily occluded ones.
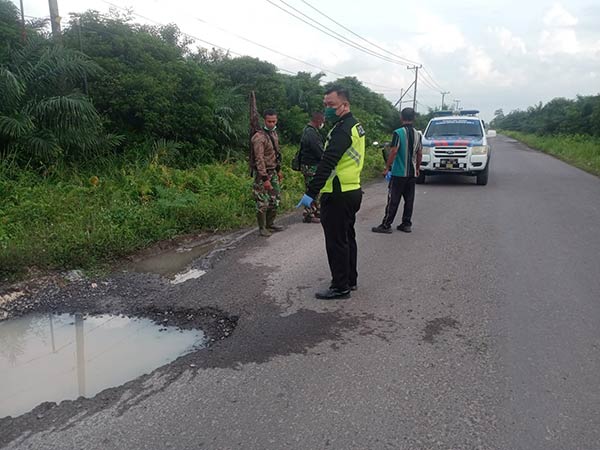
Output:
[0,313,206,418]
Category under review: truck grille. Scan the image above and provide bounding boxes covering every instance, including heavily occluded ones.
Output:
[434,148,468,157]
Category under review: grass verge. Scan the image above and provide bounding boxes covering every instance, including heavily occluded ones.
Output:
[502,131,600,176]
[0,145,384,280]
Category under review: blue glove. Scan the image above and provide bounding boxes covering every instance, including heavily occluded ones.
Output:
[296,194,314,208]
[385,171,392,181]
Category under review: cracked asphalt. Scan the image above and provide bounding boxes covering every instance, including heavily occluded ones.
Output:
[1,135,599,450]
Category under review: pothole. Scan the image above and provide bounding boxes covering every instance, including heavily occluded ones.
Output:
[0,312,207,418]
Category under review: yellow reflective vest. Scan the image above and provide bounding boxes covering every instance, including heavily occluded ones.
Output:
[322,122,366,193]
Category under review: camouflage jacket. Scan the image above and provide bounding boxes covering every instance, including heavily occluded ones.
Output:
[251,130,281,181]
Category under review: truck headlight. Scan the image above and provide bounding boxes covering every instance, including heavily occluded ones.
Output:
[422,147,431,155]
[471,146,488,155]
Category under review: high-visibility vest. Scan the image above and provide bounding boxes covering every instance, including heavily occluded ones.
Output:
[322,121,366,193]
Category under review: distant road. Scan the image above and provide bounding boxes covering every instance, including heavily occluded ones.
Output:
[5,135,600,450]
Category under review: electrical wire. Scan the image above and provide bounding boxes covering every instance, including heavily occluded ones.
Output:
[299,0,420,66]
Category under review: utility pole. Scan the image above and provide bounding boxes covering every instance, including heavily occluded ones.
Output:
[441,91,450,110]
[407,65,422,112]
[454,99,461,112]
[48,0,62,41]
[19,0,26,43]
[393,81,414,109]
[75,18,89,95]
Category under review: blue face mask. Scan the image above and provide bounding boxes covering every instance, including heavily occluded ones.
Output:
[324,107,339,122]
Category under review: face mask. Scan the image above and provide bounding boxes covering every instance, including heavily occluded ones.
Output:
[324,107,339,122]
[264,125,277,131]
[319,123,324,129]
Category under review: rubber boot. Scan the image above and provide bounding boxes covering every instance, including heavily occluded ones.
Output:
[266,209,284,232]
[257,211,271,237]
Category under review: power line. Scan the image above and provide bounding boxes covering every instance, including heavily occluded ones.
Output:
[102,1,402,93]
[266,0,411,67]
[299,0,420,66]
[195,17,400,92]
[272,0,446,92]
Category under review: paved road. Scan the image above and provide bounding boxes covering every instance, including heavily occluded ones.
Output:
[5,136,600,449]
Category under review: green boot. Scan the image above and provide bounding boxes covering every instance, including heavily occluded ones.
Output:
[257,211,271,237]
[266,209,284,232]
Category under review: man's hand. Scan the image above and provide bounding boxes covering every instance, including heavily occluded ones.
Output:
[277,171,283,183]
[263,180,273,191]
[296,194,314,208]
[415,168,420,177]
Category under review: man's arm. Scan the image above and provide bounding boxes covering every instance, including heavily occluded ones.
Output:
[251,133,268,181]
[306,126,351,198]
[308,128,324,161]
[415,133,423,176]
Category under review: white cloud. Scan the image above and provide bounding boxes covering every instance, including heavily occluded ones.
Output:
[539,29,580,55]
[465,46,512,87]
[412,9,467,54]
[538,4,581,56]
[489,27,527,54]
[543,3,578,27]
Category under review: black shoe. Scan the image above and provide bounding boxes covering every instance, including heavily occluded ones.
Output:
[371,225,392,234]
[397,224,412,233]
[315,288,351,300]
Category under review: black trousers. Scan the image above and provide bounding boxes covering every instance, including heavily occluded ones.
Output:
[381,176,416,228]
[320,188,363,291]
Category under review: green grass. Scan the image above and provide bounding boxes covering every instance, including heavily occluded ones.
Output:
[502,131,600,176]
[0,144,384,280]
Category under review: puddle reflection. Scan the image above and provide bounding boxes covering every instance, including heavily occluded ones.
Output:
[0,313,206,418]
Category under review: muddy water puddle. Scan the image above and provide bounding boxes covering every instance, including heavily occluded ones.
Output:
[0,313,206,418]
[127,241,218,279]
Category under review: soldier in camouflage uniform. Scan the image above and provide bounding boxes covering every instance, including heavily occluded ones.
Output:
[299,112,325,223]
[250,109,284,237]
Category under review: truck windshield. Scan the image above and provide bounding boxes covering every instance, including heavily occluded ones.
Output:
[425,119,483,138]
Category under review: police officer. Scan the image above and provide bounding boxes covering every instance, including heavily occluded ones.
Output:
[297,86,365,300]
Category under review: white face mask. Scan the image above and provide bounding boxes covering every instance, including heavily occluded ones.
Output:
[319,123,324,129]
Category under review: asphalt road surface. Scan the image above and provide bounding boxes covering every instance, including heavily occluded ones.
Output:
[3,135,600,450]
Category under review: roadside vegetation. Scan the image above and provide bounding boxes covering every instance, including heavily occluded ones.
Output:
[0,1,390,280]
[491,95,600,176]
[501,132,600,176]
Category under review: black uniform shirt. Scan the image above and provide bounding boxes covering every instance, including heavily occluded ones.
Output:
[307,112,356,198]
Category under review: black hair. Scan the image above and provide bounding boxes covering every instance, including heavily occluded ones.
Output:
[311,111,324,121]
[325,85,350,102]
[263,109,277,118]
[401,107,415,122]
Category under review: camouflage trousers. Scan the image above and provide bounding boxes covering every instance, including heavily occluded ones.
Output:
[253,170,281,214]
[301,163,320,221]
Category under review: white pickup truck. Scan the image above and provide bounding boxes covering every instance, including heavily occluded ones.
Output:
[419,110,495,185]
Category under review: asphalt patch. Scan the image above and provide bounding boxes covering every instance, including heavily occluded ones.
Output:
[422,316,459,343]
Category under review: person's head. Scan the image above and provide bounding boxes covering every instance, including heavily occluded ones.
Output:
[323,85,350,122]
[400,107,415,124]
[310,111,325,129]
[263,109,278,131]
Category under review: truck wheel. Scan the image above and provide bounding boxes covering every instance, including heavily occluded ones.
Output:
[476,166,489,185]
[416,173,426,184]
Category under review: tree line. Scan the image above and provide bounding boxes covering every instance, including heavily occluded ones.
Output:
[490,95,600,136]
[0,1,401,172]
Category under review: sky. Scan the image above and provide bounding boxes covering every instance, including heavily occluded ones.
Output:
[14,0,600,122]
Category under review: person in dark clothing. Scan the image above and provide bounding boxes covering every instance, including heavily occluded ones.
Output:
[297,86,365,300]
[372,107,423,234]
[299,112,325,223]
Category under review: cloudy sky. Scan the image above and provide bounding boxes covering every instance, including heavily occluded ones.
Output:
[15,0,600,121]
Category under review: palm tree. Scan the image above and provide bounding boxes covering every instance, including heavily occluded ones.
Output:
[0,41,121,169]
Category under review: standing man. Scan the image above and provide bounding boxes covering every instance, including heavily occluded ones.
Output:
[299,112,325,223]
[372,107,422,234]
[250,109,284,237]
[297,86,365,300]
